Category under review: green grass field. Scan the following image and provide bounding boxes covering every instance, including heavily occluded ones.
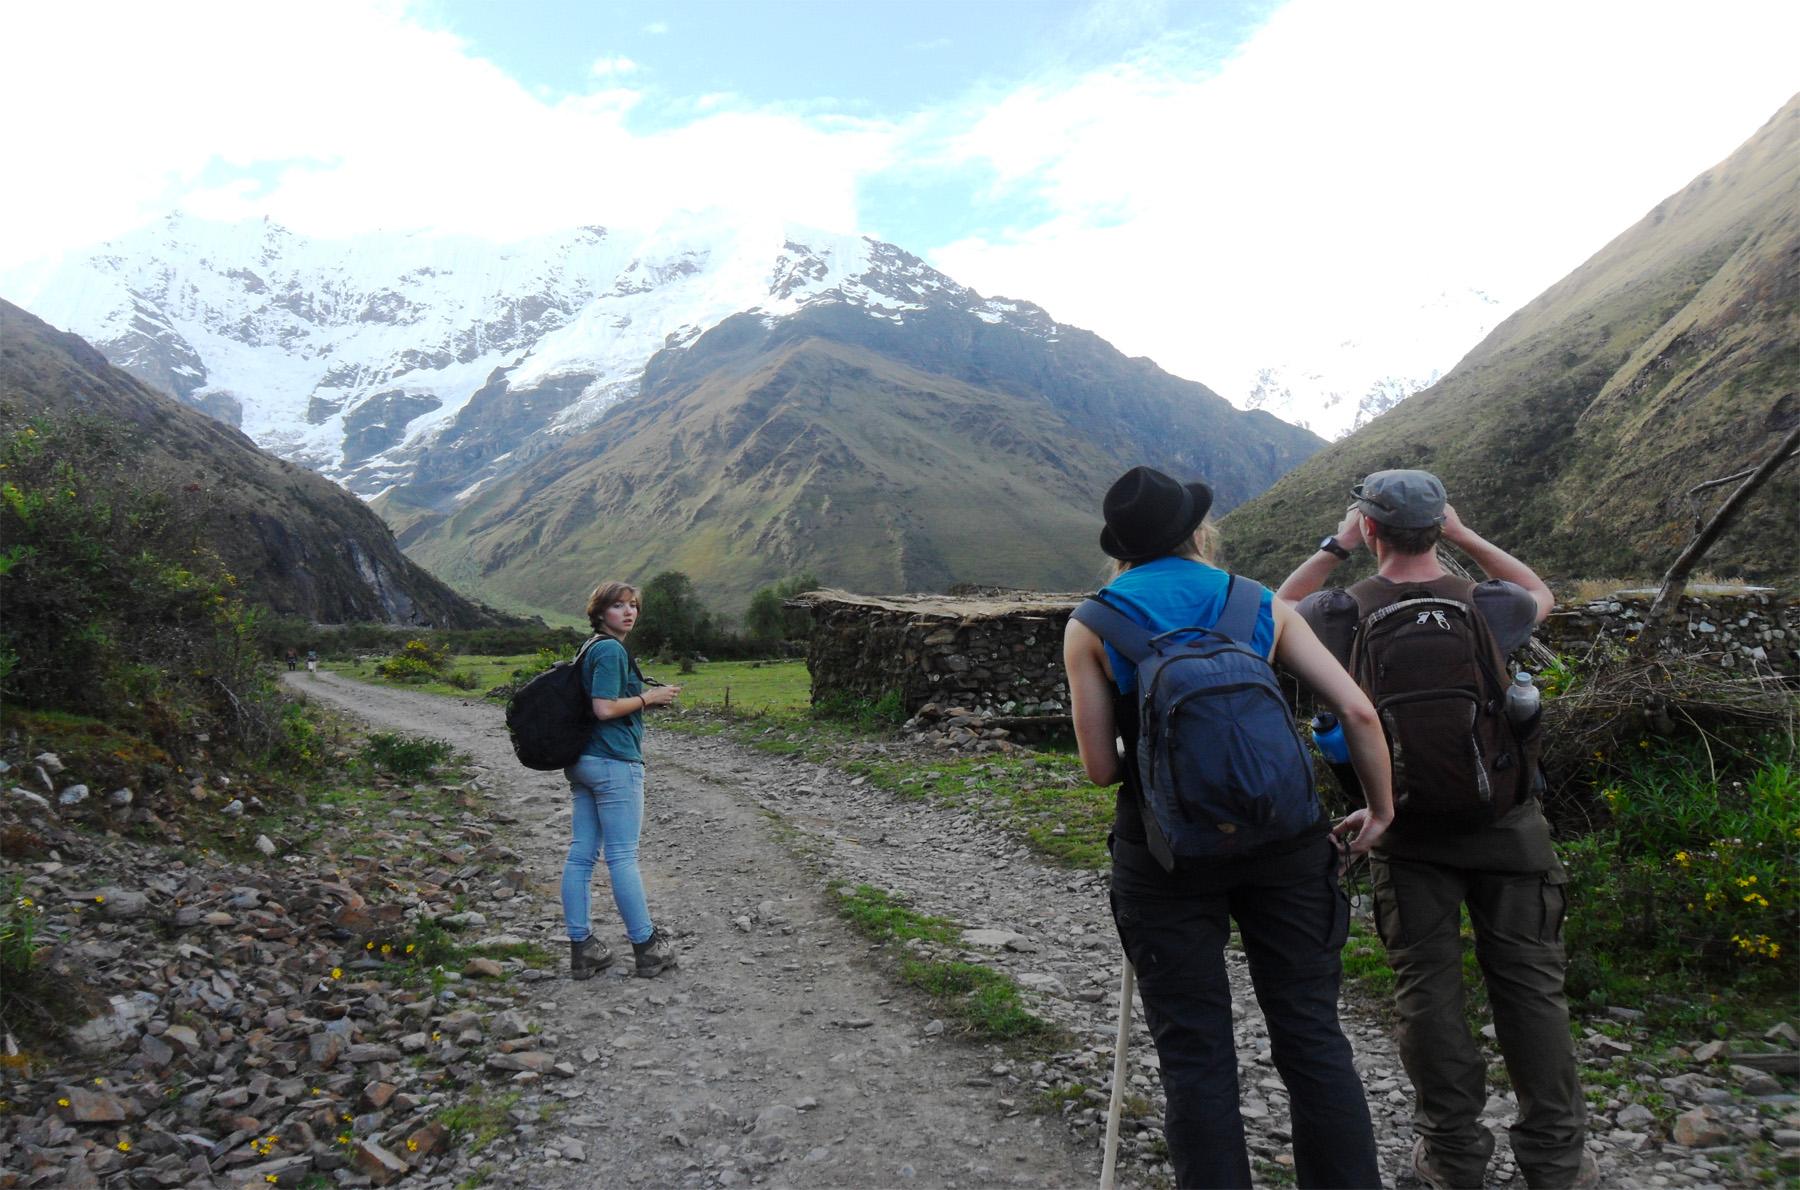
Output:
[322,653,814,715]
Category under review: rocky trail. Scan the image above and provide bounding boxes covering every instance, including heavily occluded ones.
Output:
[1,671,1791,1188]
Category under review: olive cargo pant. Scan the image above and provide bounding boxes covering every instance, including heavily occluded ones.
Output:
[1370,854,1587,1189]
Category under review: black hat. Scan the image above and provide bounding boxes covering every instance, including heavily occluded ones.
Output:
[1100,466,1214,562]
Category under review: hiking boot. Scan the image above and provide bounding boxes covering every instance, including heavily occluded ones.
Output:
[632,928,679,977]
[569,937,613,981]
[1411,1137,1470,1190]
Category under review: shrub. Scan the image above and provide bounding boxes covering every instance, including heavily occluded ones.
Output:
[1561,737,1797,1008]
[360,732,454,781]
[375,639,453,683]
[0,415,288,765]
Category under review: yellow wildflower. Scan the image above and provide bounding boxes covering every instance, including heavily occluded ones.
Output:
[407,1139,418,1152]
[380,943,392,955]
[58,1097,70,1107]
[330,967,343,980]
[94,895,105,904]
[116,1140,130,1152]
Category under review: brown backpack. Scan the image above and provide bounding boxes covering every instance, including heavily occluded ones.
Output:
[1347,576,1536,833]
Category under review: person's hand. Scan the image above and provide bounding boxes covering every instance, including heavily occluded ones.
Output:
[1333,506,1366,552]
[1441,503,1471,547]
[1331,806,1391,859]
[642,684,681,708]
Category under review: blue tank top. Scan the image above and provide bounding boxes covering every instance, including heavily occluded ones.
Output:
[1098,557,1276,693]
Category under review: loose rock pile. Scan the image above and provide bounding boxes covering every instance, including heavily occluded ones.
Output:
[0,743,578,1189]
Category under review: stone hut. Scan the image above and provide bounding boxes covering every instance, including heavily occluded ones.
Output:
[794,588,1083,727]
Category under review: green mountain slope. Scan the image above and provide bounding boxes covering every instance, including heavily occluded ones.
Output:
[0,299,509,627]
[1223,95,1800,585]
[386,302,1324,619]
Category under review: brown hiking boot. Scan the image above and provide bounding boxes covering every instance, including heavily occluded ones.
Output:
[1411,1137,1470,1190]
[569,936,613,980]
[632,928,678,977]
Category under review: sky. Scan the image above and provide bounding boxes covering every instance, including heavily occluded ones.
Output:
[3,0,1796,417]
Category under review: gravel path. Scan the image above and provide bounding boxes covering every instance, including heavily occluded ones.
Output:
[285,671,1739,1189]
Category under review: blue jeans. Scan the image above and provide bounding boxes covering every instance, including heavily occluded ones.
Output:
[561,755,653,945]
[1110,835,1380,1189]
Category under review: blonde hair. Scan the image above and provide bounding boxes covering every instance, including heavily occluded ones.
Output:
[585,580,641,634]
[1107,518,1221,579]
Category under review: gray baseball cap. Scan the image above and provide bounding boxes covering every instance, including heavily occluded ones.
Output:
[1351,469,1446,528]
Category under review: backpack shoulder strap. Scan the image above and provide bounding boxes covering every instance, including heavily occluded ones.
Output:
[1071,594,1154,663]
[1212,575,1264,645]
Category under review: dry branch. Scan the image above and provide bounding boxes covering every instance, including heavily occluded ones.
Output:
[1648,420,1800,628]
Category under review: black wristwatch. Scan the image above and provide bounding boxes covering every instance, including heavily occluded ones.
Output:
[1318,535,1351,560]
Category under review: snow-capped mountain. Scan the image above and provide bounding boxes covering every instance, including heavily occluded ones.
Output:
[1,213,1066,499]
[1233,288,1506,439]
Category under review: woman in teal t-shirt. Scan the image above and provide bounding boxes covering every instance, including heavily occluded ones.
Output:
[561,579,682,980]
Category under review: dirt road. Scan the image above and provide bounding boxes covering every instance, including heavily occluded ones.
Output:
[286,671,1685,1189]
[286,671,1096,1188]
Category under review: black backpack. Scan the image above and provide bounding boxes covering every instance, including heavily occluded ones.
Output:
[1347,576,1535,833]
[1072,577,1322,870]
[505,636,604,770]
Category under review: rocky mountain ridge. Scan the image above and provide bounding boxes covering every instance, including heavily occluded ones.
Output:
[3,215,1111,506]
[1224,95,1800,584]
[0,300,507,627]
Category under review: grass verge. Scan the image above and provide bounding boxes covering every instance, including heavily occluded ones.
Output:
[830,883,1061,1046]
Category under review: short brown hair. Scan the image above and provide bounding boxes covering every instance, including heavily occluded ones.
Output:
[1376,521,1443,556]
[585,581,640,633]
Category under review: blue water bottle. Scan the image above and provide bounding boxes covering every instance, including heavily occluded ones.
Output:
[1310,711,1362,802]
[1311,712,1349,764]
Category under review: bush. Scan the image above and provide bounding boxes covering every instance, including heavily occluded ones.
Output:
[0,416,288,765]
[360,732,454,781]
[375,639,453,683]
[1561,736,1797,1007]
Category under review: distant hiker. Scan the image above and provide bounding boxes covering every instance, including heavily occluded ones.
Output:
[562,580,683,980]
[1277,470,1594,1190]
[1064,466,1393,1189]
[305,648,318,675]
[285,649,297,671]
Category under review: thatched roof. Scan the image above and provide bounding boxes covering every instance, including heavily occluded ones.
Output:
[788,587,1086,621]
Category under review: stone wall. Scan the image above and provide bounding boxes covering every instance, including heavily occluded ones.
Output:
[797,590,1080,719]
[1536,588,1798,675]
[801,586,1799,738]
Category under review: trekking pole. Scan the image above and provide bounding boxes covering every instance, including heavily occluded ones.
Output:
[1100,958,1136,1190]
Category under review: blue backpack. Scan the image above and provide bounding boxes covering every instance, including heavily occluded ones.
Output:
[1073,577,1321,868]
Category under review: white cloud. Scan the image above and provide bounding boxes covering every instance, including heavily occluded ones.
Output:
[0,0,891,266]
[1,0,1793,430]
[590,54,640,77]
[927,0,1800,405]
[643,21,669,35]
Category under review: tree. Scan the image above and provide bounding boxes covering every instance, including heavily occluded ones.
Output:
[743,571,822,642]
[636,571,710,656]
